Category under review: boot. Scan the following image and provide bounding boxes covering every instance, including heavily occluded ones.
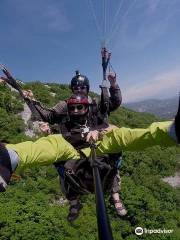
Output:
[175,94,180,143]
[110,193,127,217]
[67,199,83,222]
[113,199,127,217]
[0,143,12,192]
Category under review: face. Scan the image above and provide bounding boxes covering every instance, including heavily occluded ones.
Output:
[72,86,88,96]
[68,104,88,115]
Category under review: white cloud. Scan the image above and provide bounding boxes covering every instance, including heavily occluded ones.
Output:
[113,0,179,50]
[6,0,71,33]
[123,69,180,103]
[148,0,161,15]
[43,4,71,32]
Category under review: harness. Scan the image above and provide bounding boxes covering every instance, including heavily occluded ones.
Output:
[54,97,122,196]
[55,151,122,196]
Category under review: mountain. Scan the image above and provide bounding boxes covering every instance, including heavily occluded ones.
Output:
[0,81,179,240]
[124,97,179,119]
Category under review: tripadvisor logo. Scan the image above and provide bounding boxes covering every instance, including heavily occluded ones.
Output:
[135,227,143,235]
[135,226,174,235]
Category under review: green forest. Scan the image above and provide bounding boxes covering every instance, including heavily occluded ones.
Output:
[0,81,179,240]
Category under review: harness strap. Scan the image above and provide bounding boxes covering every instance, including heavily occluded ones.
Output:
[65,171,90,194]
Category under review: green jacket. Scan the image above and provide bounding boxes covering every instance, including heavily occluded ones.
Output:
[7,121,176,169]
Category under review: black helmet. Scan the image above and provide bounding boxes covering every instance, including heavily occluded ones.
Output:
[70,70,90,92]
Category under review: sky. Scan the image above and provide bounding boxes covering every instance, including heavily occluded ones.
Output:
[0,0,180,103]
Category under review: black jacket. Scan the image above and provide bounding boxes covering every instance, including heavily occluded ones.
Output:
[29,84,122,126]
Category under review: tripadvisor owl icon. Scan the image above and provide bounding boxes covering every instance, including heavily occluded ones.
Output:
[135,227,143,235]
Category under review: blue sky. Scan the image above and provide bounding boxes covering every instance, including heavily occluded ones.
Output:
[0,0,180,103]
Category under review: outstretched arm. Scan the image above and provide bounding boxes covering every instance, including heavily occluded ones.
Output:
[4,120,178,177]
[96,121,177,155]
[23,90,67,124]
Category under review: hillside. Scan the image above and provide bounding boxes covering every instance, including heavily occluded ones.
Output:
[0,81,179,240]
[124,97,179,119]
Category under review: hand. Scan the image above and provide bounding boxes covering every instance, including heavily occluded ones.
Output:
[38,122,51,134]
[22,90,35,100]
[104,124,118,132]
[86,130,99,142]
[108,74,117,87]
[99,124,119,136]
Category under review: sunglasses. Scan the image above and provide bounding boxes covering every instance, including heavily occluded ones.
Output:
[68,104,87,111]
[73,86,87,91]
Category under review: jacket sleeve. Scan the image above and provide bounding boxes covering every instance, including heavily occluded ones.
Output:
[109,83,122,111]
[30,100,68,124]
[96,121,176,154]
[7,134,80,168]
